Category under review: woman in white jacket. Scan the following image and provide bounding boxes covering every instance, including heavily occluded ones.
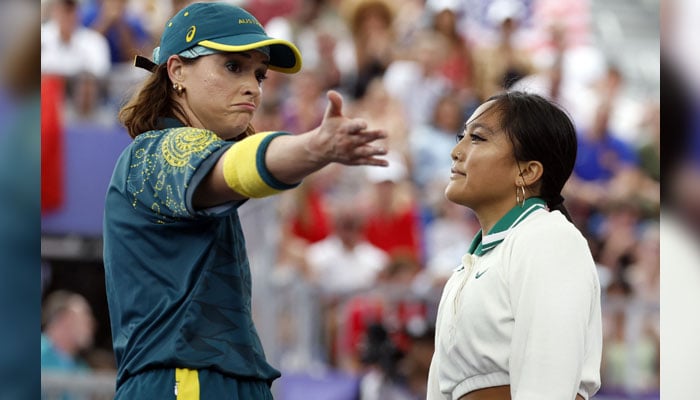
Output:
[427,91,602,400]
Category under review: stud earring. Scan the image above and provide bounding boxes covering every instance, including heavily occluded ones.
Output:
[173,83,184,95]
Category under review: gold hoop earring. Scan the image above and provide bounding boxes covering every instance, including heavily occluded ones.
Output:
[516,185,526,208]
[173,82,184,95]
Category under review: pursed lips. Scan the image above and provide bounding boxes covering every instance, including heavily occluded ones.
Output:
[233,102,257,112]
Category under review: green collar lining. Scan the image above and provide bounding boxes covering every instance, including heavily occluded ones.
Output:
[467,197,546,256]
[158,117,185,129]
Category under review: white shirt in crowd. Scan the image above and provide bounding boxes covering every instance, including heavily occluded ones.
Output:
[41,20,111,78]
[306,236,388,297]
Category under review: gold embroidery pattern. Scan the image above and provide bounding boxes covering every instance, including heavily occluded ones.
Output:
[126,128,224,222]
[162,128,218,168]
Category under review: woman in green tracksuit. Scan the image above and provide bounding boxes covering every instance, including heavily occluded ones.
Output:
[103,3,387,399]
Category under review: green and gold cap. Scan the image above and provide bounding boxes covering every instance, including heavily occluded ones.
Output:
[135,2,302,74]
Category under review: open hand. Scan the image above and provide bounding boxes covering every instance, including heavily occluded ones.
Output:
[306,90,389,167]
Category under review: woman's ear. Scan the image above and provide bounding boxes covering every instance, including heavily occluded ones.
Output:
[517,160,544,188]
[166,55,184,84]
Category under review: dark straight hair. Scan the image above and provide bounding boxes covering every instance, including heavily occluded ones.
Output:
[485,91,577,222]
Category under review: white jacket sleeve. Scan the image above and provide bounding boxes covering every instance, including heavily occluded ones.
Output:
[427,347,443,400]
[505,221,601,400]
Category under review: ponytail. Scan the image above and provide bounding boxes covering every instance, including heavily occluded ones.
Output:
[546,194,574,223]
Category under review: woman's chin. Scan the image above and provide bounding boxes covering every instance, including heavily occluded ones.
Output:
[444,185,464,205]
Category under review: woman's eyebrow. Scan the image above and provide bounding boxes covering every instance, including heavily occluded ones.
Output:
[464,122,496,135]
[225,52,270,66]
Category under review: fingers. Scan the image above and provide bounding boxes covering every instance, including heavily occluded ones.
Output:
[324,90,344,119]
[363,148,390,165]
[349,157,389,167]
[340,118,368,134]
[345,142,389,166]
[367,158,390,167]
[350,128,387,144]
[347,153,389,167]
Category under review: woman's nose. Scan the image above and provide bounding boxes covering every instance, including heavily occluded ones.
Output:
[241,75,261,97]
[450,146,461,161]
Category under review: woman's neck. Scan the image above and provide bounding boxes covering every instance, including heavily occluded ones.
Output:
[474,200,517,235]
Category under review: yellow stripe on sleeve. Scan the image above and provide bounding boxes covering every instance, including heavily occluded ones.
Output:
[175,368,200,400]
[222,131,297,198]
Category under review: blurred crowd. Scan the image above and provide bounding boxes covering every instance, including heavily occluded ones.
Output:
[39,0,664,398]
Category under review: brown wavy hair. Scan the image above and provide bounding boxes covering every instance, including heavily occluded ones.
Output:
[119,59,256,139]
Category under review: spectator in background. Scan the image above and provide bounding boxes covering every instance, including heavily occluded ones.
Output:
[41,291,97,400]
[351,78,410,159]
[42,0,111,78]
[511,21,570,103]
[363,152,423,263]
[281,176,333,245]
[251,67,292,129]
[245,0,298,26]
[358,319,435,400]
[426,4,476,100]
[339,254,425,392]
[564,74,655,233]
[510,19,611,136]
[358,323,413,400]
[339,0,397,99]
[383,29,451,127]
[399,324,435,400]
[305,203,389,368]
[264,0,343,92]
[41,290,97,372]
[281,68,326,133]
[342,255,424,374]
[145,0,198,40]
[81,0,152,65]
[560,65,659,249]
[390,0,425,44]
[472,0,536,101]
[41,0,111,120]
[306,204,389,300]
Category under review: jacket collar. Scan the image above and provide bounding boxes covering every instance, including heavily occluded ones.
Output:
[467,197,546,256]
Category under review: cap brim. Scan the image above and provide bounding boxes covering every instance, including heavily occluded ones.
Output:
[199,34,302,74]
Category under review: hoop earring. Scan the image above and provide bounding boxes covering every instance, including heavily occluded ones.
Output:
[516,185,526,208]
[173,82,184,95]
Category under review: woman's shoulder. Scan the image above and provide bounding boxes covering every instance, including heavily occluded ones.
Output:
[124,127,228,168]
[503,209,598,279]
[511,208,587,246]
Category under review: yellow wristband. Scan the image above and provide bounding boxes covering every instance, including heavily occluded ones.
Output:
[222,131,298,198]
